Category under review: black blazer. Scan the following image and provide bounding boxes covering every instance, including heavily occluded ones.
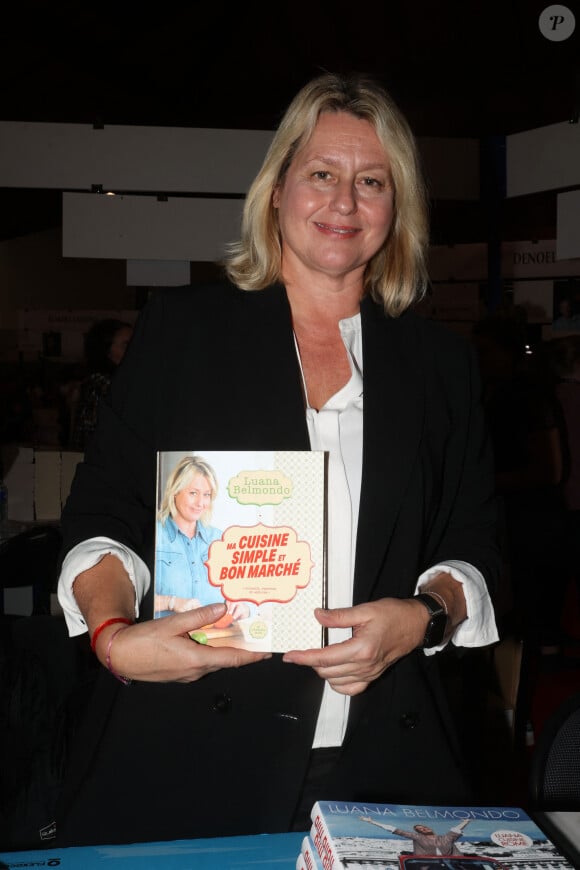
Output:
[57,282,499,846]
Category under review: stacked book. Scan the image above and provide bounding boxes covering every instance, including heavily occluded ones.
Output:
[295,800,576,869]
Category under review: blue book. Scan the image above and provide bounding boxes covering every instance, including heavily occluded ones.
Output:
[0,832,306,869]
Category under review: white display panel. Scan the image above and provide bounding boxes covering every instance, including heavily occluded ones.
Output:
[0,122,274,194]
[506,122,580,197]
[557,189,580,261]
[63,192,244,261]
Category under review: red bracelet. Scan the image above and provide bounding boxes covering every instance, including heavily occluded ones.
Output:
[90,617,134,653]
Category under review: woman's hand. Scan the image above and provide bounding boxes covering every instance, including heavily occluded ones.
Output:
[282,597,432,696]
[93,603,271,683]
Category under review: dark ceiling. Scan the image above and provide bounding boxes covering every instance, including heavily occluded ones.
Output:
[1,0,579,245]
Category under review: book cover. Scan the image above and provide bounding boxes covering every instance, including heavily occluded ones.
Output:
[154,449,327,653]
[310,800,575,869]
[0,831,307,869]
[298,835,324,870]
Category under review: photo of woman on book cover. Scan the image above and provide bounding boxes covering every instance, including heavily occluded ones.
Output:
[359,816,470,856]
[154,454,250,620]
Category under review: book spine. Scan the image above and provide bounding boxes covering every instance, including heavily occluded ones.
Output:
[301,835,323,870]
[310,811,342,870]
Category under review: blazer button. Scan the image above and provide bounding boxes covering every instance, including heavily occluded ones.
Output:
[400,711,420,729]
[212,693,232,714]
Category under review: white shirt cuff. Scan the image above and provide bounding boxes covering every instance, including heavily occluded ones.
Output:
[416,560,499,656]
[57,537,151,637]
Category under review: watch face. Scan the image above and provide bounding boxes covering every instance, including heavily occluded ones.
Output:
[423,611,447,647]
[414,593,448,648]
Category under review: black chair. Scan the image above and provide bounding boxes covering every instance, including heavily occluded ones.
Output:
[0,523,62,618]
[528,690,580,809]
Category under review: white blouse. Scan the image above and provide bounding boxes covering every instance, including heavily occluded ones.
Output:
[297,313,498,747]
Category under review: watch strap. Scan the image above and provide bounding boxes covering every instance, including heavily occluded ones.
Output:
[414,592,446,617]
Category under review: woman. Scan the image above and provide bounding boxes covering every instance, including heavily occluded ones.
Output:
[55,73,499,847]
[69,318,134,450]
[154,454,249,619]
[154,454,222,616]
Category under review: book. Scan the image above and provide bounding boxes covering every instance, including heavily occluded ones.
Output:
[154,449,327,652]
[309,799,575,869]
[297,835,324,869]
[0,831,306,869]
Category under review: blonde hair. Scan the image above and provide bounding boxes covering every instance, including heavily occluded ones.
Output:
[224,72,429,316]
[159,455,218,525]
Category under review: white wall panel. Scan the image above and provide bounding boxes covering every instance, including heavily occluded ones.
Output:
[506,122,580,197]
[62,192,244,261]
[557,189,580,261]
[0,122,273,193]
[502,239,579,277]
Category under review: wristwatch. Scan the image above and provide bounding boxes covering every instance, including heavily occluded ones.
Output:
[413,592,448,648]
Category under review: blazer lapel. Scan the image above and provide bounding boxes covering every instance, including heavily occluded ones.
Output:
[244,283,311,449]
[353,299,425,604]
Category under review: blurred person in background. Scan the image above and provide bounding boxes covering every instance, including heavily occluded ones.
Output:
[69,318,133,450]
